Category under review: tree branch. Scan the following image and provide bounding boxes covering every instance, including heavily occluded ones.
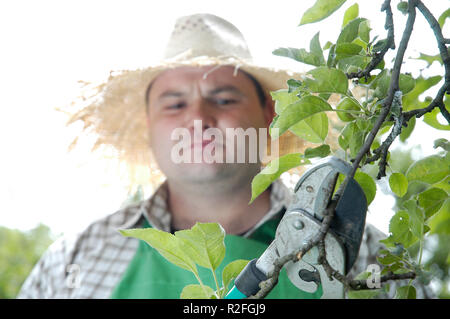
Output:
[416,0,450,79]
[404,0,450,124]
[250,0,450,299]
[366,92,405,178]
[302,0,417,293]
[350,0,416,178]
[346,0,395,80]
[348,271,416,290]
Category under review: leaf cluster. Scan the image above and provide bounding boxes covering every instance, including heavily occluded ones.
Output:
[250,0,450,298]
[120,223,249,299]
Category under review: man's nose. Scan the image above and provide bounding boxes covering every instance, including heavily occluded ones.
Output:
[185,98,217,132]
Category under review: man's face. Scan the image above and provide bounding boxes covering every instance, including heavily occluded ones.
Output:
[146,65,273,186]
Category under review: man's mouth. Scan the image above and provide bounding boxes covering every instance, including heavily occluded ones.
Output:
[191,139,215,149]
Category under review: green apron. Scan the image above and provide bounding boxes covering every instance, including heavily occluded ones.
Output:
[110,211,322,299]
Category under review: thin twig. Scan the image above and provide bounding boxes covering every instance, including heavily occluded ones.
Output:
[348,271,416,290]
[366,92,405,178]
[346,0,395,80]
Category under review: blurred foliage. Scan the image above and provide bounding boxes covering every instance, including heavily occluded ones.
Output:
[0,224,56,299]
[388,147,449,299]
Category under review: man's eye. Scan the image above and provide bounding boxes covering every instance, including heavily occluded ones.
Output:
[215,99,237,105]
[166,102,186,110]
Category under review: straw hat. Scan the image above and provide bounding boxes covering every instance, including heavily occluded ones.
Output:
[66,13,314,188]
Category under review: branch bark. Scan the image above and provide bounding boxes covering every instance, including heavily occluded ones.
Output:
[348,271,416,290]
[401,0,450,125]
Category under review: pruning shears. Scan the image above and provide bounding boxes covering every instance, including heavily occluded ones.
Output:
[225,156,368,299]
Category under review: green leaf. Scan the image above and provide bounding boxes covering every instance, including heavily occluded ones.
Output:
[338,121,356,150]
[273,47,324,67]
[271,89,300,115]
[377,250,403,265]
[337,18,367,44]
[351,37,368,50]
[433,175,450,193]
[389,172,408,197]
[271,95,332,139]
[418,187,449,220]
[403,200,425,238]
[250,154,310,203]
[438,8,450,28]
[175,223,226,271]
[300,0,347,25]
[327,44,337,67]
[354,171,376,205]
[399,74,416,94]
[349,128,366,158]
[335,43,364,59]
[402,75,442,111]
[222,259,249,292]
[372,70,389,98]
[406,154,450,184]
[310,32,326,66]
[180,284,215,299]
[323,41,333,50]
[372,38,388,53]
[337,55,370,73]
[119,228,198,275]
[424,106,450,131]
[342,3,358,27]
[414,52,443,67]
[399,116,416,142]
[428,200,450,235]
[397,2,408,15]
[289,112,329,143]
[388,210,418,248]
[395,285,416,299]
[274,33,326,67]
[304,66,349,94]
[358,20,371,43]
[434,138,450,152]
[374,71,415,98]
[287,79,303,93]
[304,144,331,158]
[354,118,369,131]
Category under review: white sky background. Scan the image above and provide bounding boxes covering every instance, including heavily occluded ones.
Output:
[0,0,449,237]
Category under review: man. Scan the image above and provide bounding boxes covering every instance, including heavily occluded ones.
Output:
[17,13,421,299]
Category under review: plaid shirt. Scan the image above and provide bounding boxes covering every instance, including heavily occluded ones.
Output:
[17,179,432,299]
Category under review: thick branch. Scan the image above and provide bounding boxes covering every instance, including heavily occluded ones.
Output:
[416,0,450,79]
[350,1,416,179]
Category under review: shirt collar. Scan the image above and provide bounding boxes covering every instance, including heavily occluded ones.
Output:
[120,178,293,236]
